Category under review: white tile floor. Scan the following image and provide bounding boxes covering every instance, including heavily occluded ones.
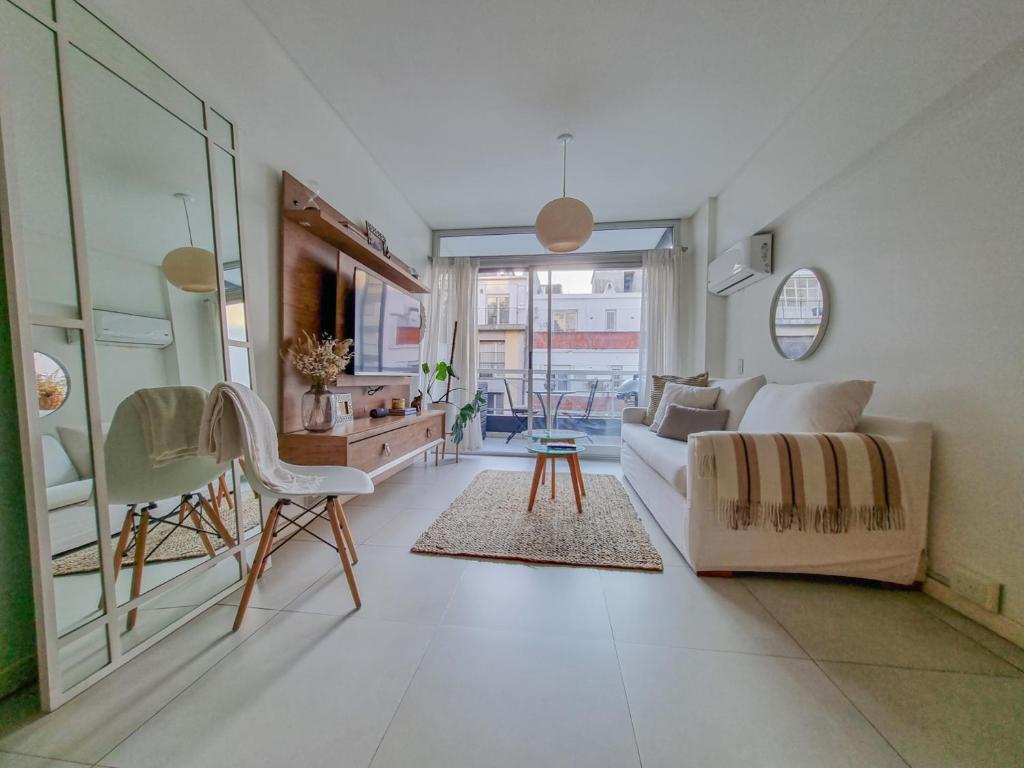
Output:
[2,453,1022,768]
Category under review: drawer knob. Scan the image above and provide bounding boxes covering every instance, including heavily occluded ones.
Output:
[382,442,392,457]
[426,427,433,437]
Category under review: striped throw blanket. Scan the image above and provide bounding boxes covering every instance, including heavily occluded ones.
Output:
[693,432,905,533]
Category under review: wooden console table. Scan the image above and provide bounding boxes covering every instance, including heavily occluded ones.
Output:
[279,411,445,478]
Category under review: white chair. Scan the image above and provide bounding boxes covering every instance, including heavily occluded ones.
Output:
[230,396,374,631]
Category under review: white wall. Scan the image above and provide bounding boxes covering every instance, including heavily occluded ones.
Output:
[708,23,1024,622]
[88,0,433,417]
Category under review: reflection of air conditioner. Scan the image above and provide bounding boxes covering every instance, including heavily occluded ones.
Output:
[93,309,173,348]
[708,233,773,296]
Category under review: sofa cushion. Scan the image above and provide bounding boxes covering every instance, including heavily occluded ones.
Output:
[656,404,729,442]
[738,380,875,433]
[46,478,94,511]
[649,382,721,432]
[621,422,688,495]
[709,374,767,430]
[644,372,708,425]
[42,434,79,486]
[56,426,95,479]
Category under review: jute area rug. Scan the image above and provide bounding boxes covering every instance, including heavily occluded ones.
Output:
[412,470,663,571]
[52,494,261,577]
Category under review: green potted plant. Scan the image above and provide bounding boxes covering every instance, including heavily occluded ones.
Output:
[421,321,485,446]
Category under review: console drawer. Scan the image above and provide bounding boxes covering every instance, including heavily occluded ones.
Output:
[347,416,443,473]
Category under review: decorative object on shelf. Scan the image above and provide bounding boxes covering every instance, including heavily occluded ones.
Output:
[391,397,406,410]
[34,351,69,416]
[162,192,218,293]
[770,267,830,361]
[411,390,423,414]
[421,321,485,446]
[333,392,353,423]
[364,220,387,255]
[303,179,321,210]
[366,385,384,396]
[284,331,353,432]
[370,406,390,418]
[535,133,594,253]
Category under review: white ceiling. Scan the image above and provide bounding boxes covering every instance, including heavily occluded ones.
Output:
[242,0,890,229]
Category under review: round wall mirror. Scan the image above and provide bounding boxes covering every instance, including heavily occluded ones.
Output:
[770,267,830,360]
[34,351,70,416]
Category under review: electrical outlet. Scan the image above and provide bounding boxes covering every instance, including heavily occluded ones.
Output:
[950,565,1002,613]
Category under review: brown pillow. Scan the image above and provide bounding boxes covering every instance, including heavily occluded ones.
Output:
[644,372,709,425]
[656,404,729,442]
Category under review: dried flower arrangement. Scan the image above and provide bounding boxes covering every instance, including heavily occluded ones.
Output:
[284,331,354,392]
[37,371,67,411]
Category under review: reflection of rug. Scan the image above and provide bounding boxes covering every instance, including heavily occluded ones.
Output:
[412,470,663,571]
[53,495,261,577]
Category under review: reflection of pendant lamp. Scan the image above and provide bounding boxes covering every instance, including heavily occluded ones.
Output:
[535,133,594,253]
[162,192,217,293]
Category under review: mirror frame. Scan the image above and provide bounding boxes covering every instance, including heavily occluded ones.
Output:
[0,0,257,709]
[769,266,831,361]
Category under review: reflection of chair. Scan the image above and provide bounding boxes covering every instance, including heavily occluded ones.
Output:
[503,378,546,442]
[216,383,374,630]
[564,380,600,436]
[104,392,233,629]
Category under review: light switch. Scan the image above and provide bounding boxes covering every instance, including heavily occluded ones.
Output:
[737,358,744,374]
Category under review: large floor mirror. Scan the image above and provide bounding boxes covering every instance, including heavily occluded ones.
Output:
[0,0,259,709]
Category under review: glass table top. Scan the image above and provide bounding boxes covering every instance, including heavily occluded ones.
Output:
[526,442,585,456]
[525,429,588,441]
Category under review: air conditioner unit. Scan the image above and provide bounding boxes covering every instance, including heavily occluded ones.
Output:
[707,233,773,296]
[93,309,173,348]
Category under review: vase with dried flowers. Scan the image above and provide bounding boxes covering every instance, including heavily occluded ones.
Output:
[284,331,354,431]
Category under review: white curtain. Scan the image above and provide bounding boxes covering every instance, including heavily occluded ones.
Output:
[420,257,483,451]
[639,248,685,405]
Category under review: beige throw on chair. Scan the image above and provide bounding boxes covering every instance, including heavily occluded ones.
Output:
[199,381,323,494]
[693,431,905,533]
[130,386,208,467]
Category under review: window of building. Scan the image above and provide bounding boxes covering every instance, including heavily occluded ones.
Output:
[623,270,635,292]
[479,339,506,369]
[605,309,616,330]
[553,309,577,332]
[486,294,510,325]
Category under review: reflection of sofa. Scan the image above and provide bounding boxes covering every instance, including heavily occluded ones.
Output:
[42,433,107,555]
[621,377,932,585]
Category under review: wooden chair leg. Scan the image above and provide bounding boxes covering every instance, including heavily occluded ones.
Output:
[233,501,281,631]
[102,507,135,611]
[207,482,219,511]
[326,498,361,609]
[188,505,218,559]
[527,455,545,511]
[198,495,242,564]
[219,474,234,510]
[127,509,150,631]
[334,501,358,565]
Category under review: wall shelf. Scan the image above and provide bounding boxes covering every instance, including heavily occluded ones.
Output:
[283,207,429,294]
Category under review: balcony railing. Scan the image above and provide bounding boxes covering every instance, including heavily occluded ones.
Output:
[476,367,640,438]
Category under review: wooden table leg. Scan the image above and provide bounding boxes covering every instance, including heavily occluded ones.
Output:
[541,459,547,486]
[527,454,545,511]
[550,457,556,499]
[568,455,583,513]
[570,455,586,499]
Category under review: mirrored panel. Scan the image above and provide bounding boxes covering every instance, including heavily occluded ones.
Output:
[0,2,80,319]
[208,110,233,149]
[58,624,108,692]
[771,267,830,361]
[67,44,231,607]
[32,325,106,636]
[120,553,239,652]
[35,350,71,416]
[13,0,53,21]
[61,0,205,129]
[213,147,247,343]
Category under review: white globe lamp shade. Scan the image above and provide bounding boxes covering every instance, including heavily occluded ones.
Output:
[535,196,594,253]
[162,247,218,293]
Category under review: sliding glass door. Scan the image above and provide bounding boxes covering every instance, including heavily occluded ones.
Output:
[476,264,643,457]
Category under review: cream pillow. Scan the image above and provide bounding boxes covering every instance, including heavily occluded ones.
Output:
[649,382,720,432]
[737,380,875,433]
[709,374,767,431]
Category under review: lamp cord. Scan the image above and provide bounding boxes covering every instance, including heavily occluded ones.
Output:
[180,196,195,247]
[561,139,567,198]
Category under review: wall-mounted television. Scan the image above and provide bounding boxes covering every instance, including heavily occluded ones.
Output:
[352,267,422,375]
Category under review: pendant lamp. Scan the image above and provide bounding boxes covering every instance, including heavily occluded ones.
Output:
[535,133,594,253]
[162,192,218,293]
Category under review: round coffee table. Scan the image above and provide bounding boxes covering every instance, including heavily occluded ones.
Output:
[526,443,586,513]
[525,429,588,493]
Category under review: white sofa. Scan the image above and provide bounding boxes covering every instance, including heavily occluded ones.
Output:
[621,380,932,585]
